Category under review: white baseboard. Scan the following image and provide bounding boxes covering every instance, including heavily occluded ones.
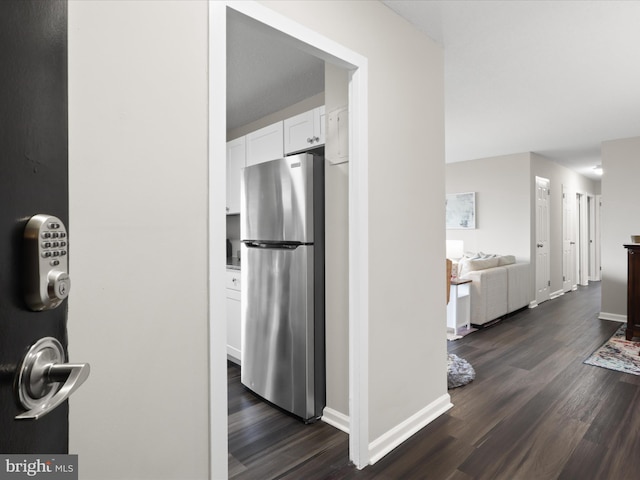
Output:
[321,407,350,434]
[368,393,453,465]
[599,312,626,323]
[529,301,538,308]
[549,289,564,300]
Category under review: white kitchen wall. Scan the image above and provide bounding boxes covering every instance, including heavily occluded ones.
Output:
[68,1,209,479]
[601,136,640,318]
[262,0,448,448]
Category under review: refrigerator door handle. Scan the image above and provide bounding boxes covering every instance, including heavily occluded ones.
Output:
[243,241,301,250]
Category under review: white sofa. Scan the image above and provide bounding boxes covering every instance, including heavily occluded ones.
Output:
[456,254,532,326]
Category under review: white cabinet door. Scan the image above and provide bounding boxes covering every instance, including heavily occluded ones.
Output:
[226,136,245,215]
[246,121,284,166]
[283,106,325,154]
[226,270,241,364]
[317,105,326,145]
[226,290,241,363]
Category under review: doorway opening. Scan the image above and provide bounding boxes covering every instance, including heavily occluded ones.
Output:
[209,2,370,477]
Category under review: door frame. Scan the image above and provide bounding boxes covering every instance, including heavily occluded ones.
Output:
[209,2,370,478]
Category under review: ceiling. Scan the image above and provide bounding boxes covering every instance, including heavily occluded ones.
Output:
[227,9,324,132]
[383,0,640,181]
[227,2,640,181]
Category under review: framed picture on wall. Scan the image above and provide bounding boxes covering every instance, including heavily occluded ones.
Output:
[446,192,476,229]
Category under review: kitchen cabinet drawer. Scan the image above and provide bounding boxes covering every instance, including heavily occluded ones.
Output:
[226,270,241,291]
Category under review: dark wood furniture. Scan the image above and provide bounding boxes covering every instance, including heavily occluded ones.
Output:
[625,244,640,341]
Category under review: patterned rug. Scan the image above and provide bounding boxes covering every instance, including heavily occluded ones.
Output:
[584,325,640,375]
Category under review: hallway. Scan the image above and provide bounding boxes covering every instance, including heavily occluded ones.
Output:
[229,283,637,479]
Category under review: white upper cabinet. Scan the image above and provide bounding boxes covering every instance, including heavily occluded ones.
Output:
[283,106,325,155]
[226,136,246,215]
[245,121,284,167]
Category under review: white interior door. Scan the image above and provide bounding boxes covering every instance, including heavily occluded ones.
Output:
[588,195,598,281]
[594,194,602,281]
[535,177,551,304]
[577,193,590,286]
[562,185,577,292]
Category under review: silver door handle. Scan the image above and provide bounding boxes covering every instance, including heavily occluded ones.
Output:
[15,337,90,420]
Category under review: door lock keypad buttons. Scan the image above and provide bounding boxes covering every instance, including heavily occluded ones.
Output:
[24,214,71,311]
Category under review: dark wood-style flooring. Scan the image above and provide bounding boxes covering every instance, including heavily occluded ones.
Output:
[229,282,639,479]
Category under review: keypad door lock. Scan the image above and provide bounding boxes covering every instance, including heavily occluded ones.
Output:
[24,214,70,311]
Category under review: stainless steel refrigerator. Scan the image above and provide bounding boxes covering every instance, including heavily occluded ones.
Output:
[240,153,325,422]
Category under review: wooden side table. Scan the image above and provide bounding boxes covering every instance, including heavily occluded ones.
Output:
[447,278,472,335]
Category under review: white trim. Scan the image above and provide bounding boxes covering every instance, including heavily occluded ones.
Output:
[549,289,565,300]
[599,312,627,323]
[348,63,370,469]
[211,0,371,472]
[208,3,229,480]
[322,407,350,434]
[227,351,241,364]
[368,394,453,465]
[529,301,538,308]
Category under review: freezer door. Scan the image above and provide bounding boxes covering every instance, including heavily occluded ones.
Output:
[241,154,316,243]
[241,244,319,420]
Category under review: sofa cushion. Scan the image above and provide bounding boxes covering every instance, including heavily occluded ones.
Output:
[498,255,516,266]
[459,257,500,277]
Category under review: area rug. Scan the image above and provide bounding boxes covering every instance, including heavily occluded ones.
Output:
[448,353,475,389]
[584,325,640,375]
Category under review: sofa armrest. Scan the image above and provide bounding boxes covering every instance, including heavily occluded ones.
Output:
[461,267,508,325]
[504,263,532,311]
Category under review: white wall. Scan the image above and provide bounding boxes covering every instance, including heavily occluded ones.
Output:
[262,0,448,447]
[601,136,640,318]
[68,2,209,479]
[446,153,531,261]
[324,63,350,418]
